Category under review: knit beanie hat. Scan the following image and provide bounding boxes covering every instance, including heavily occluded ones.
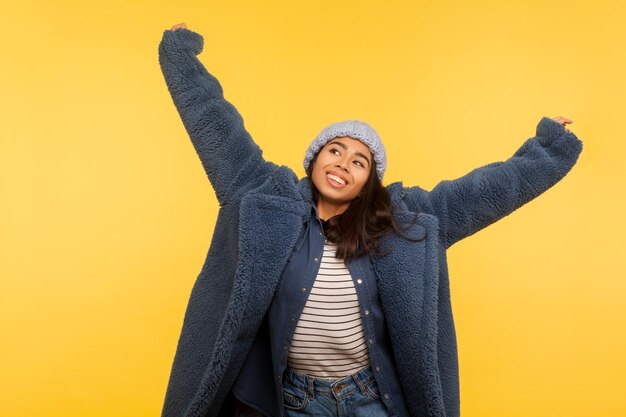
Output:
[303,120,387,181]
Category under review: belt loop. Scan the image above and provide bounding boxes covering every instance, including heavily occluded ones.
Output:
[307,374,315,399]
[352,367,369,394]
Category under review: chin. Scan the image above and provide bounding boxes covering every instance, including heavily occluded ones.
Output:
[312,174,358,203]
[319,189,356,205]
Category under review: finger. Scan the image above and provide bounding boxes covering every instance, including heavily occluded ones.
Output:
[552,116,573,125]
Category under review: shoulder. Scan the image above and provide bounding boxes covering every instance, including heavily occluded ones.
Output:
[239,164,301,202]
[386,181,432,213]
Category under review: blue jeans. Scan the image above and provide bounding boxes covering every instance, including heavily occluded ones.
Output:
[282,365,390,417]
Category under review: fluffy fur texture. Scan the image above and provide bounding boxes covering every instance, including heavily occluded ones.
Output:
[158,28,583,417]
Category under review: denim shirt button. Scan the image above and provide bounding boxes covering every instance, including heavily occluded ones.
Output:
[368,339,374,344]
[364,310,369,316]
[384,393,390,400]
[357,278,363,284]
[375,366,381,372]
[301,287,307,293]
[313,257,319,263]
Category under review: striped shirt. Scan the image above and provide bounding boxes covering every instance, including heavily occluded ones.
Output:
[287,239,371,379]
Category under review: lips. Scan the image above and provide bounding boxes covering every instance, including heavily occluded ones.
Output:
[326,170,348,185]
[326,174,346,188]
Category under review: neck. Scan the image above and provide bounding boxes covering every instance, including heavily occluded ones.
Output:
[316,198,349,221]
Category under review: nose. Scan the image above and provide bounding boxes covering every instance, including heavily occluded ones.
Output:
[336,155,350,172]
[335,163,349,173]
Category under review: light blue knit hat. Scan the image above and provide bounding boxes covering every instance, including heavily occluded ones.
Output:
[303,120,387,181]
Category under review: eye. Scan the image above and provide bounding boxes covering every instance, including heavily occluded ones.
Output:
[354,160,364,167]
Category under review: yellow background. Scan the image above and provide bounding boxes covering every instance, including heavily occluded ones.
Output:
[1,0,624,416]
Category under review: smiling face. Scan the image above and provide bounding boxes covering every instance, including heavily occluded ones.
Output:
[310,136,373,219]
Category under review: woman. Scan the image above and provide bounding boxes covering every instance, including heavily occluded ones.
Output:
[158,23,583,417]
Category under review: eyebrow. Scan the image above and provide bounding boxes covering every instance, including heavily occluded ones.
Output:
[327,140,371,167]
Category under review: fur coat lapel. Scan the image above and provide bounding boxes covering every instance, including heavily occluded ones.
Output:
[376,184,446,415]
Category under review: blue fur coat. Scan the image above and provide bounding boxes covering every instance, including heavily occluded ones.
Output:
[157,28,583,417]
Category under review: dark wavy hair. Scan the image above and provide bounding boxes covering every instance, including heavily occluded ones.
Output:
[306,149,420,262]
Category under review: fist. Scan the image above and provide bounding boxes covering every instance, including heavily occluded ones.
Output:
[170,23,187,31]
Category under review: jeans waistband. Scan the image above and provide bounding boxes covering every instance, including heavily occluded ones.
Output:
[284,365,375,399]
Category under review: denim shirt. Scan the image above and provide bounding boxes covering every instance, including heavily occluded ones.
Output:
[232,202,410,417]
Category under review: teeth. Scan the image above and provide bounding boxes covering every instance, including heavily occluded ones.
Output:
[327,173,346,185]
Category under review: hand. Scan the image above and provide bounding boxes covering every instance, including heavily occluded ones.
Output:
[551,116,573,132]
[170,22,187,31]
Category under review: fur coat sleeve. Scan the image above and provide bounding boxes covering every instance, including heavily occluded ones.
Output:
[158,28,278,206]
[402,117,583,248]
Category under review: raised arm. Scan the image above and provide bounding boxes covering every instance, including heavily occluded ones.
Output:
[158,26,277,206]
[403,116,584,249]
